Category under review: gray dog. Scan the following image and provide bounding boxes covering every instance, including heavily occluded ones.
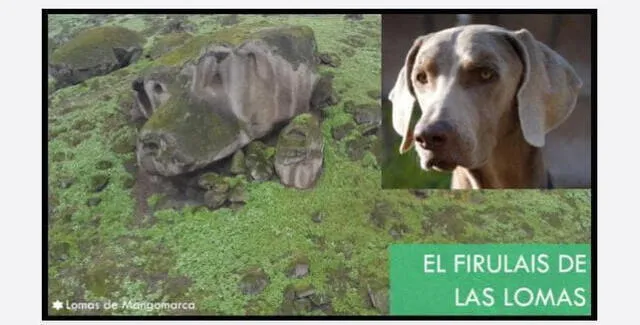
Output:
[389,24,587,189]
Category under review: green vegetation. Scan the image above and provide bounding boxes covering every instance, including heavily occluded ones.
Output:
[48,14,590,317]
[51,26,144,67]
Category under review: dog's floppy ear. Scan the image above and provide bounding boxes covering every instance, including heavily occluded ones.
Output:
[506,29,583,147]
[389,35,430,154]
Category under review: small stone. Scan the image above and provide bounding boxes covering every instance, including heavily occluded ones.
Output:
[349,104,381,126]
[311,211,324,223]
[204,190,227,210]
[317,52,340,67]
[228,183,246,203]
[389,223,410,240]
[287,256,310,279]
[238,268,269,295]
[345,136,374,161]
[59,177,75,189]
[295,284,315,299]
[230,150,246,175]
[198,172,230,192]
[87,197,102,207]
[358,123,379,137]
[293,299,312,313]
[331,122,355,141]
[310,292,331,307]
[91,174,110,192]
[367,284,389,314]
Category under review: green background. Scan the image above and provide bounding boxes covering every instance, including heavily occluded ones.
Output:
[390,244,591,316]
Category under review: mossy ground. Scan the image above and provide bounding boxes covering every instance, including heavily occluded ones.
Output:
[47,14,591,316]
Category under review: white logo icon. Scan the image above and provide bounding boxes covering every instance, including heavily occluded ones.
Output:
[52,300,63,310]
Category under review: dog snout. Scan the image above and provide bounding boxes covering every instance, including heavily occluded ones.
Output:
[414,120,454,150]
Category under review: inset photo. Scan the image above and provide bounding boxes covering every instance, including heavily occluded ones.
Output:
[381,14,593,189]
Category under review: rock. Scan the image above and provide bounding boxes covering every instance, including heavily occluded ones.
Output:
[286,256,310,279]
[204,190,227,210]
[310,74,338,110]
[274,114,323,189]
[310,293,332,310]
[238,268,269,295]
[358,123,380,137]
[344,14,364,21]
[367,284,389,314]
[245,142,275,182]
[295,284,316,299]
[90,174,110,193]
[332,122,355,141]
[198,172,229,192]
[136,26,322,177]
[389,223,411,240]
[59,177,75,189]
[311,211,324,223]
[228,182,247,204]
[345,136,375,161]
[87,197,102,207]
[293,299,312,312]
[161,18,195,34]
[49,26,144,88]
[198,173,232,210]
[230,150,246,175]
[317,52,340,67]
[347,103,382,126]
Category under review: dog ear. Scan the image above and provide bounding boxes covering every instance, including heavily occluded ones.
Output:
[389,35,430,154]
[506,29,583,147]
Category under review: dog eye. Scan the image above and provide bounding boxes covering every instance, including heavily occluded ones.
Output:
[416,71,428,84]
[478,68,495,81]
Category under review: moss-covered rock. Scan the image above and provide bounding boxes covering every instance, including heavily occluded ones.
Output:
[229,150,246,175]
[138,92,241,176]
[49,26,144,87]
[274,113,324,189]
[138,25,321,177]
[251,25,317,70]
[310,74,338,110]
[244,141,275,182]
[238,267,269,295]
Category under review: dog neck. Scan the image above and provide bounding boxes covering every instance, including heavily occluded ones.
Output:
[451,117,549,189]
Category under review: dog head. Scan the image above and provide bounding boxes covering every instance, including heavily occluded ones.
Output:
[389,24,582,171]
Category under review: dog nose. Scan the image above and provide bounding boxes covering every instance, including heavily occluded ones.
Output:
[414,121,454,150]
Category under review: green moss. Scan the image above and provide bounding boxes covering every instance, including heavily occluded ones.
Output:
[156,23,274,67]
[147,32,192,58]
[142,92,240,161]
[51,26,144,67]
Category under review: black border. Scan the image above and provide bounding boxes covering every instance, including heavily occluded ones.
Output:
[43,8,597,321]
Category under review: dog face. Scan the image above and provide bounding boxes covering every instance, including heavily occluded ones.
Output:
[389,24,582,172]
